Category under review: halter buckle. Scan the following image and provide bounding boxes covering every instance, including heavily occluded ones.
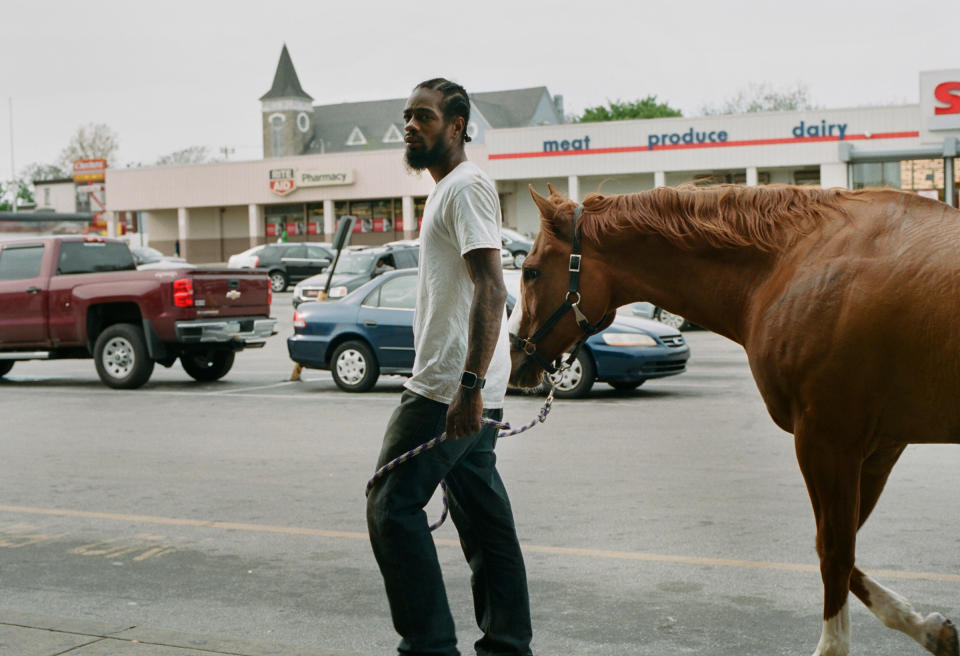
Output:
[521,339,537,356]
[568,254,581,272]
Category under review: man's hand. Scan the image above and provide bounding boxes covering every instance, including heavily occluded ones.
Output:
[446,386,483,439]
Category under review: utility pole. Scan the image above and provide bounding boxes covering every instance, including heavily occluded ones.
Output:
[7,97,15,213]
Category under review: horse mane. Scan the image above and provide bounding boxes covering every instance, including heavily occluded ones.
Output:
[565,185,860,252]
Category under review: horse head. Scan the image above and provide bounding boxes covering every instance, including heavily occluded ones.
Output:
[508,184,616,389]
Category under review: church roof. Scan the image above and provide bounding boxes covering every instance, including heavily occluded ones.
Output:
[260,44,313,101]
[305,87,559,154]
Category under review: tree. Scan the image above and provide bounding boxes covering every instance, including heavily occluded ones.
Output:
[22,162,68,183]
[700,82,816,115]
[576,96,683,122]
[0,179,36,210]
[56,123,120,171]
[155,145,212,167]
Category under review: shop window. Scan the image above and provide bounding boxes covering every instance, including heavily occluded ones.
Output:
[415,197,427,232]
[852,162,901,190]
[693,172,769,186]
[793,170,820,186]
[306,202,325,237]
[352,201,373,232]
[265,203,304,239]
[372,199,395,233]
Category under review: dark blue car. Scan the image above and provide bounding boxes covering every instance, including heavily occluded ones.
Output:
[287,269,690,397]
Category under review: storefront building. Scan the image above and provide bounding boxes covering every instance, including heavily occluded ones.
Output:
[104,57,959,263]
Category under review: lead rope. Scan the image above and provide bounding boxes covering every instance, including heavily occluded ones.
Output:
[365,385,557,531]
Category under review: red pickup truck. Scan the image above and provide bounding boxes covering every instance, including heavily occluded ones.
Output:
[0,236,276,389]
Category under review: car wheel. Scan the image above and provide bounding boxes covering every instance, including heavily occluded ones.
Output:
[181,350,236,382]
[330,340,380,392]
[269,270,288,293]
[512,251,527,269]
[653,307,688,331]
[0,361,13,377]
[609,379,645,391]
[94,323,155,389]
[547,350,595,399]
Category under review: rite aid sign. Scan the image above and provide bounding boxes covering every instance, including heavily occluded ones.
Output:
[920,69,960,144]
[268,168,355,196]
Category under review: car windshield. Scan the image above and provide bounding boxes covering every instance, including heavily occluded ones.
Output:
[331,251,376,275]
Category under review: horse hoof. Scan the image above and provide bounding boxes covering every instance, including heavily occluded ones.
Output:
[922,614,958,656]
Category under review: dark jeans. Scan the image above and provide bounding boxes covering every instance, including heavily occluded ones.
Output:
[367,390,533,656]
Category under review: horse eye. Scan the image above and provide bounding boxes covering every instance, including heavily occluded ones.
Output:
[522,268,539,282]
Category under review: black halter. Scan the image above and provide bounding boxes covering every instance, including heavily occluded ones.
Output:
[510,204,612,375]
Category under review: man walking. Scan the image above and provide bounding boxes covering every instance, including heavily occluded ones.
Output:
[366,78,533,656]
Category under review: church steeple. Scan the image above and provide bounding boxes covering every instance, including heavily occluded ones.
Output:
[260,44,314,158]
[260,44,313,102]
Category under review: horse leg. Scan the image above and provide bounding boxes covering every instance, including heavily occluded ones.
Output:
[795,428,861,656]
[848,447,959,656]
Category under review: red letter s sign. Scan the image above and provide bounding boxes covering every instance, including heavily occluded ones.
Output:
[933,81,960,115]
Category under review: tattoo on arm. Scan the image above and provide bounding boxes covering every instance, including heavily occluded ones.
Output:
[462,248,508,378]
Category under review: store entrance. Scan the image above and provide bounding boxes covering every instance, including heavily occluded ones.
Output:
[265,203,306,242]
[849,154,959,208]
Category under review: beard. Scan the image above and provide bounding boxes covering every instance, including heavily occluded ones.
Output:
[404,137,449,172]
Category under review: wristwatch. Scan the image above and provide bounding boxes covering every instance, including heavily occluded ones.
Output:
[459,371,486,390]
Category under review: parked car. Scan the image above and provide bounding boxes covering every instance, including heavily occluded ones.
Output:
[625,301,693,331]
[243,242,336,293]
[131,246,193,270]
[501,227,534,268]
[291,244,419,307]
[287,268,689,396]
[227,245,266,269]
[0,236,276,389]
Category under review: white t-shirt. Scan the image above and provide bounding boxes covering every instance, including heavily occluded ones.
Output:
[404,161,510,408]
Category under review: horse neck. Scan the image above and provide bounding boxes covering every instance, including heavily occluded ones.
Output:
[596,233,776,344]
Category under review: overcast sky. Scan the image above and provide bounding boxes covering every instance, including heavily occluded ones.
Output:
[1,0,956,181]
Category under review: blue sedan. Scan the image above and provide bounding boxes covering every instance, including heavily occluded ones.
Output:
[287,268,690,397]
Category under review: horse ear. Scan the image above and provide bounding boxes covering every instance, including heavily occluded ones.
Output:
[546,182,562,198]
[529,185,556,220]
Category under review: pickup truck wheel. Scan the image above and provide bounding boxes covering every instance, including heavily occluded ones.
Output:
[94,323,155,389]
[181,350,236,382]
[269,270,288,293]
[330,340,379,392]
[0,361,13,377]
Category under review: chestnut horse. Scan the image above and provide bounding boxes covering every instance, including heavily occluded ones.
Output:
[508,183,960,656]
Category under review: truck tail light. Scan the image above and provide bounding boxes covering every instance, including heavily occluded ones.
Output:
[267,282,272,306]
[292,310,305,329]
[172,278,194,307]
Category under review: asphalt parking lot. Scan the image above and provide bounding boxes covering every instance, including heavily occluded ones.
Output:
[1,292,958,655]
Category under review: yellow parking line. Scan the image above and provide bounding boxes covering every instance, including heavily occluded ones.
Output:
[0,504,957,583]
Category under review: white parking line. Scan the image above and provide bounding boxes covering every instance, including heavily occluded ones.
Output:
[212,381,298,395]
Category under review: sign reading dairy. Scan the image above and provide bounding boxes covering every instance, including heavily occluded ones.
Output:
[920,69,960,143]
